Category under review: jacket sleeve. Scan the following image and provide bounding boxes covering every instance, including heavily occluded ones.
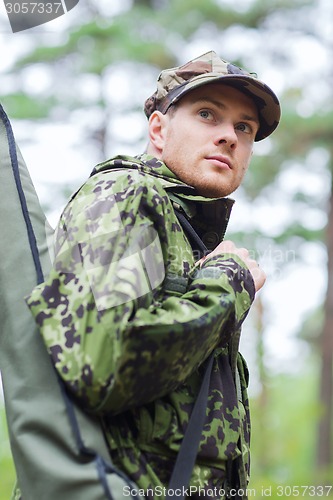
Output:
[26,169,255,415]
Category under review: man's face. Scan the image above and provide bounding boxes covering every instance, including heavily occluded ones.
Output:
[150,83,259,198]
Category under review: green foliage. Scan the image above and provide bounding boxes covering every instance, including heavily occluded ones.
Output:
[10,0,315,78]
[15,23,173,75]
[1,92,54,120]
[242,154,284,198]
[0,93,56,120]
[0,404,15,499]
[275,110,333,158]
[250,359,333,497]
[299,307,324,345]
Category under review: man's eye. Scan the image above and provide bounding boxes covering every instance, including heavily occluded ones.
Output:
[237,123,252,133]
[199,110,213,120]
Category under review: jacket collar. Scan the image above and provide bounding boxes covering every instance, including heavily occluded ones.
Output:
[92,154,234,250]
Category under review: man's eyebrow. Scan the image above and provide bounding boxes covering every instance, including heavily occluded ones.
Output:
[192,96,259,124]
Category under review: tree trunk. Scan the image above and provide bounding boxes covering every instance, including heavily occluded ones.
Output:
[317,174,333,471]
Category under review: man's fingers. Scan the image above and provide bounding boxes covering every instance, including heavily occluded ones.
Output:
[201,240,266,292]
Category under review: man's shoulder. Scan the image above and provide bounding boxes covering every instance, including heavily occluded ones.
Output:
[56,156,176,244]
[93,154,186,188]
[93,154,145,175]
[64,155,173,224]
[87,155,167,195]
[87,154,187,198]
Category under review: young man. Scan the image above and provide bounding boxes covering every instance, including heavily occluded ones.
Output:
[27,51,280,498]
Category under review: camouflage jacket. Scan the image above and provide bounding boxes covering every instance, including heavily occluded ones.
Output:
[26,154,255,498]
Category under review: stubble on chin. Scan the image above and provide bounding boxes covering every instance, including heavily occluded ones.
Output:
[191,172,239,198]
[195,184,234,198]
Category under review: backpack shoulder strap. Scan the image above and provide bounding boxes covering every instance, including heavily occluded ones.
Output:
[171,207,245,500]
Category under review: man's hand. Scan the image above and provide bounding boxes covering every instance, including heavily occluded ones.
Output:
[200,240,266,292]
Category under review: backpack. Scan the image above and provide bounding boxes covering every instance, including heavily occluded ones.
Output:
[0,103,141,500]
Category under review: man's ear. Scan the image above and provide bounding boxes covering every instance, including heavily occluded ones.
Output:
[148,111,169,154]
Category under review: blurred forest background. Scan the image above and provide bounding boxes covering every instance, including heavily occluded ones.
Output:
[1,0,333,498]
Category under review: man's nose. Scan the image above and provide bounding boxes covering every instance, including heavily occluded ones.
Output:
[214,124,237,149]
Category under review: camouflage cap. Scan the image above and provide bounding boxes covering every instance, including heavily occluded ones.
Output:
[144,51,281,141]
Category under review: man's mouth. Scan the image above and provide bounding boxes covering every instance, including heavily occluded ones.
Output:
[205,156,232,169]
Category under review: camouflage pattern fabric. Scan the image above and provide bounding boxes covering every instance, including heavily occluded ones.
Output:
[26,154,255,498]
